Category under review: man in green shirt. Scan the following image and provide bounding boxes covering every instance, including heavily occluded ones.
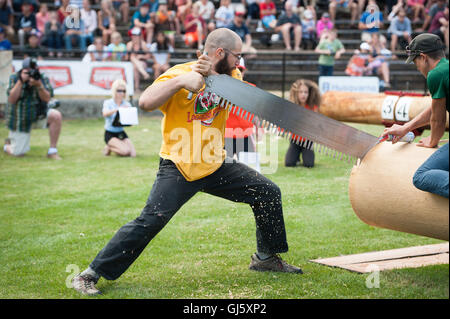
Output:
[4,57,62,159]
[383,33,448,198]
[315,28,345,76]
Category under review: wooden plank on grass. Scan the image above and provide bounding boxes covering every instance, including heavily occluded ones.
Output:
[310,243,449,267]
[340,253,449,273]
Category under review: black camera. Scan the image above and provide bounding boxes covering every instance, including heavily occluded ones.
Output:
[22,57,41,81]
[29,68,41,80]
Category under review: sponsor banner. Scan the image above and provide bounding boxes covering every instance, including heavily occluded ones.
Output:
[319,76,379,94]
[0,51,13,104]
[12,60,134,96]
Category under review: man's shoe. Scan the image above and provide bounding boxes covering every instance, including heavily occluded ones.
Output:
[47,153,62,160]
[72,274,101,295]
[249,253,303,274]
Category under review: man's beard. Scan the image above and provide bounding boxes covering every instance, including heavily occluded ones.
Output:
[215,52,235,76]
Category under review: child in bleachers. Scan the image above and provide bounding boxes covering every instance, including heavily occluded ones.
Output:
[106,31,127,61]
[259,0,277,29]
[35,3,49,36]
[18,0,37,48]
[43,10,63,57]
[98,0,116,45]
[301,9,316,49]
[215,0,234,28]
[184,1,206,50]
[155,0,179,48]
[130,0,155,44]
[149,30,173,79]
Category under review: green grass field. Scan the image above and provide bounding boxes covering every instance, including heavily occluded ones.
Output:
[0,116,448,299]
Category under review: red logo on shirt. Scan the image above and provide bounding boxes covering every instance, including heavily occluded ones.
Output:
[89,67,126,90]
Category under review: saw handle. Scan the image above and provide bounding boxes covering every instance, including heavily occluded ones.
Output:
[187,50,208,100]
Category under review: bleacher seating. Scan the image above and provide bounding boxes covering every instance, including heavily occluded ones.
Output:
[8,0,446,94]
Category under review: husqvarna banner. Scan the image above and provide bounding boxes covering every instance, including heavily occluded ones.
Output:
[12,60,134,96]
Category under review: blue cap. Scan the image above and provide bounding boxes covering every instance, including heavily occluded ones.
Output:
[140,0,150,7]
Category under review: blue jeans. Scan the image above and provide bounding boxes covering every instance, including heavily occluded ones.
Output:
[413,143,449,198]
[319,64,334,76]
[64,33,89,51]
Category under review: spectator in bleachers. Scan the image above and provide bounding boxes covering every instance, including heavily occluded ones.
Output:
[358,0,383,42]
[428,3,448,49]
[98,0,116,45]
[149,30,173,79]
[176,0,192,22]
[259,0,277,29]
[81,0,97,46]
[112,0,130,24]
[0,0,15,41]
[243,0,260,20]
[275,1,302,51]
[388,8,412,53]
[301,8,316,49]
[106,31,127,60]
[43,10,63,57]
[315,28,345,76]
[196,0,216,34]
[126,27,151,92]
[369,33,391,87]
[82,34,108,61]
[387,0,407,21]
[407,0,426,23]
[24,28,44,59]
[316,12,333,39]
[184,1,206,49]
[36,3,49,37]
[62,6,88,54]
[155,0,179,48]
[18,0,37,48]
[215,0,234,28]
[130,0,155,44]
[0,26,12,50]
[228,9,257,58]
[57,0,71,24]
[419,0,445,31]
[328,0,358,27]
[346,42,391,88]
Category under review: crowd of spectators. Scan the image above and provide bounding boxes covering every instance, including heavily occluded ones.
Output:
[0,0,448,90]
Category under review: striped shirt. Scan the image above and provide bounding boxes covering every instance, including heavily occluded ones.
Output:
[6,73,54,133]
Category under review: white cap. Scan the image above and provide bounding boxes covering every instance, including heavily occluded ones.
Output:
[131,27,141,36]
[360,42,371,51]
[304,10,313,19]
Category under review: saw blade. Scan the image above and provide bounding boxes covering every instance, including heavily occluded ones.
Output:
[204,74,378,161]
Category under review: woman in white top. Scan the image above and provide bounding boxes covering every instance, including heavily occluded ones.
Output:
[102,79,137,157]
[81,0,97,41]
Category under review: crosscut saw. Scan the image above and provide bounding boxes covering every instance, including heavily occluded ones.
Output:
[204,74,379,162]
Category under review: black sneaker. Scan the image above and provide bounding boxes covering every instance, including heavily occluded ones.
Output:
[249,253,303,274]
[71,274,101,296]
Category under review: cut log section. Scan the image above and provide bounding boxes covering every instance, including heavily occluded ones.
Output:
[349,142,449,241]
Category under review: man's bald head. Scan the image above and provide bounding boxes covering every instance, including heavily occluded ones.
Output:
[205,28,242,53]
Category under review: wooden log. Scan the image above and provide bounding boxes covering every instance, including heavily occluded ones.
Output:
[349,142,449,241]
[320,91,449,128]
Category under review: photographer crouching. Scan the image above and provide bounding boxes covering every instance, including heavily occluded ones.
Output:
[4,57,62,159]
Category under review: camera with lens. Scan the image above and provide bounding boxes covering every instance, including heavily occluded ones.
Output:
[21,57,41,83]
[29,68,41,80]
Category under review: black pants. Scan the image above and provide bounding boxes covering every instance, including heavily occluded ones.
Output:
[224,137,255,158]
[285,141,315,168]
[90,158,288,280]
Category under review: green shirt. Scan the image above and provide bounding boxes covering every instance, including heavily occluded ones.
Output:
[318,39,344,66]
[6,73,54,133]
[427,58,449,113]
